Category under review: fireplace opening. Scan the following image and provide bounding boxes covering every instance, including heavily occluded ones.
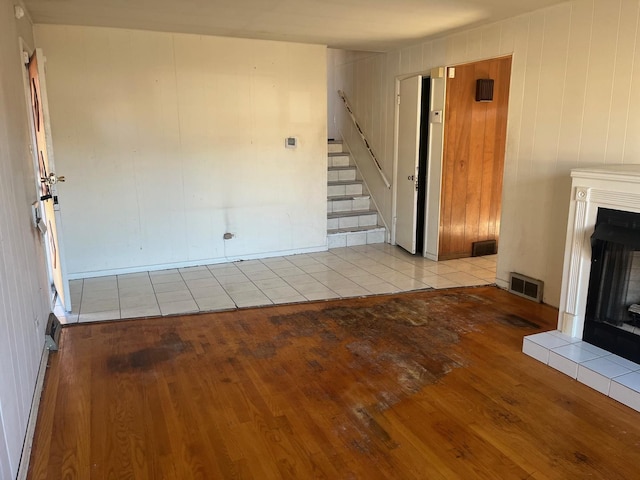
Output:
[584,207,640,363]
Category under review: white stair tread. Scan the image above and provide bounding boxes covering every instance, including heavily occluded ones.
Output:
[327,209,378,219]
[327,194,370,201]
[328,179,363,186]
[327,225,385,234]
[328,165,356,171]
[326,141,385,245]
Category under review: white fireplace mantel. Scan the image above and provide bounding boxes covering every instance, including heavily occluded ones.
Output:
[558,165,640,338]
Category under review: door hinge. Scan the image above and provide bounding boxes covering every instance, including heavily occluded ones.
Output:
[448,67,456,79]
[22,51,29,65]
[397,94,401,105]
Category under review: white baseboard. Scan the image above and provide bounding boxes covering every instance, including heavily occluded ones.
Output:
[17,344,50,480]
[424,252,438,261]
[495,277,509,290]
[68,244,329,280]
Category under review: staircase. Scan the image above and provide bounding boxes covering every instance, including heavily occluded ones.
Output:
[326,140,386,248]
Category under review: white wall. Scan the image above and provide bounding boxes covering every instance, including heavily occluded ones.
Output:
[34,25,328,278]
[327,49,341,140]
[0,1,52,477]
[338,0,640,307]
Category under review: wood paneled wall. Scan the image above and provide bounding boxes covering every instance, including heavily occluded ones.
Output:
[439,56,512,260]
[339,0,640,305]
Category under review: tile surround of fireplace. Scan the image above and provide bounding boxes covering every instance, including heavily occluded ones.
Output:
[523,165,640,413]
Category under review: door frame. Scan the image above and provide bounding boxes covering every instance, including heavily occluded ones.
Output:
[19,39,72,311]
[394,74,422,254]
[392,67,445,259]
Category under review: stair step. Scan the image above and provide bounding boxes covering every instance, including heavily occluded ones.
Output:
[328,179,362,185]
[326,140,386,248]
[328,141,343,154]
[327,224,383,233]
[327,195,371,213]
[328,180,363,197]
[327,209,378,219]
[327,209,378,230]
[328,152,350,167]
[327,165,355,171]
[327,194,370,201]
[327,226,386,248]
[327,166,356,182]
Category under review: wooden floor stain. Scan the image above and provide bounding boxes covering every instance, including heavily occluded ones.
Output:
[32,287,640,480]
[265,293,506,406]
[106,330,192,372]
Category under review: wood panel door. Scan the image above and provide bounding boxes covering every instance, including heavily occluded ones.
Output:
[439,56,511,260]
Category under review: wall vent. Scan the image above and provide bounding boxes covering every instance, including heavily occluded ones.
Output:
[44,313,61,351]
[472,239,497,257]
[509,272,544,303]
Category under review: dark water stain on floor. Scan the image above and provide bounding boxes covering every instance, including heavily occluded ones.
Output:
[263,294,526,389]
[106,330,193,373]
[496,313,541,329]
[259,292,540,454]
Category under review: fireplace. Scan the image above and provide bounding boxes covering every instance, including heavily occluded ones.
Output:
[558,165,640,342]
[522,166,640,412]
[583,207,640,363]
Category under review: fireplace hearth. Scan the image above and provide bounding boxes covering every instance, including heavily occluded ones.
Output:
[523,165,640,413]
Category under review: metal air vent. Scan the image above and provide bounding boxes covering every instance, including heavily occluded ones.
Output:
[509,272,544,303]
[472,239,497,257]
[44,313,61,351]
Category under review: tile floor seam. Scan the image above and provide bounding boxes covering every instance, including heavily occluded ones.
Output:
[60,247,498,324]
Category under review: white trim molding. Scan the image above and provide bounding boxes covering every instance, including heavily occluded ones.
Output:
[558,165,640,339]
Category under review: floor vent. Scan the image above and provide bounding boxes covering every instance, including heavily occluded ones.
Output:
[509,272,544,303]
[472,239,497,257]
[44,312,61,351]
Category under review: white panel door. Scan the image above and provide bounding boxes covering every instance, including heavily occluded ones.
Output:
[29,49,71,311]
[395,75,422,254]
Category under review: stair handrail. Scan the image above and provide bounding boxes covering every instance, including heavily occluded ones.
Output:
[338,90,391,189]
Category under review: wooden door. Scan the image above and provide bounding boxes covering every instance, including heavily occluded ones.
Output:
[396,75,422,254]
[28,49,71,310]
[439,56,512,260]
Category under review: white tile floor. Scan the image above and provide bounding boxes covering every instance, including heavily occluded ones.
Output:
[55,244,497,325]
[523,330,640,413]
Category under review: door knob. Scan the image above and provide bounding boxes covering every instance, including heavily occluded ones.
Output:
[41,173,65,186]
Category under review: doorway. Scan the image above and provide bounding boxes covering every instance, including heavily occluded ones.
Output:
[415,76,431,255]
[23,46,71,311]
[439,56,512,260]
[395,74,431,255]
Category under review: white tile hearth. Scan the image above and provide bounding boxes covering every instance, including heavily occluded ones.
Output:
[524,331,640,413]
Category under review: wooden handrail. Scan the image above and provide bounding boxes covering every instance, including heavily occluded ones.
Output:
[338,90,391,189]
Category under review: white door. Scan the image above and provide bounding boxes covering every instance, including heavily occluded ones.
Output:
[28,49,71,311]
[395,75,422,254]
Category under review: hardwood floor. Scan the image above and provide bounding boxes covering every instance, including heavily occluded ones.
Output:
[28,287,640,479]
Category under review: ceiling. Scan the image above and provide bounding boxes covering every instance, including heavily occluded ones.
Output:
[23,0,570,52]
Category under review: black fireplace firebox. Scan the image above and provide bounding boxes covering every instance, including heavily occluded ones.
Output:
[583,208,640,363]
